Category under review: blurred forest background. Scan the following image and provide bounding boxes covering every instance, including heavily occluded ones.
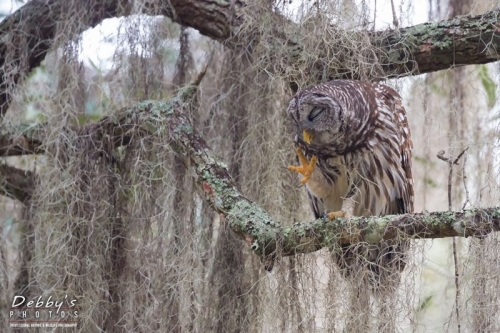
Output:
[0,0,499,332]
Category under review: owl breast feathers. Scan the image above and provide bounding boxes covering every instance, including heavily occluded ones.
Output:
[287,80,414,286]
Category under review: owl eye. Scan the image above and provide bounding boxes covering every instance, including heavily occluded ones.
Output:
[308,107,324,121]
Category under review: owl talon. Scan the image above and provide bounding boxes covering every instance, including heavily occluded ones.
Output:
[288,148,317,184]
[327,210,351,219]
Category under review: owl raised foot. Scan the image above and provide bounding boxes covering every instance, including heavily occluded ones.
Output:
[288,147,317,184]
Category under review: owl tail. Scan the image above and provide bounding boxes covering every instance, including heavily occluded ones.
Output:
[333,239,409,290]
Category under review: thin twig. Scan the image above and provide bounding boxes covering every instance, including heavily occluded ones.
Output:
[447,158,453,211]
[461,152,470,210]
[438,148,467,333]
[453,148,468,165]
[390,0,399,28]
[452,239,461,333]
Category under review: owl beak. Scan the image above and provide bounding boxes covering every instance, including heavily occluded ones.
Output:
[303,130,314,144]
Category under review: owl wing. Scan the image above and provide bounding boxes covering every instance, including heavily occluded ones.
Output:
[378,85,414,215]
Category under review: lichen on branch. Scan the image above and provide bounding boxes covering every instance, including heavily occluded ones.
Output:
[1,1,499,118]
[3,88,498,268]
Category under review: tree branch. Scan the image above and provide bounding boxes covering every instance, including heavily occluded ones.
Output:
[0,0,241,118]
[0,164,35,203]
[370,9,500,79]
[1,1,498,118]
[105,94,500,267]
[0,0,126,117]
[4,90,498,266]
[1,1,499,241]
[0,124,44,156]
[0,0,174,118]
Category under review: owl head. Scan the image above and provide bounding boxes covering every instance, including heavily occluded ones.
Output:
[287,92,346,157]
[287,80,377,157]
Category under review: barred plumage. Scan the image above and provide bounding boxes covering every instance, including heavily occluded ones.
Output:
[287,80,414,287]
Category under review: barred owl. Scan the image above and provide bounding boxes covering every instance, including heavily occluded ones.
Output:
[287,80,413,287]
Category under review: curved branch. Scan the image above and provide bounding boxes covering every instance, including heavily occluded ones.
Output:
[0,0,237,118]
[137,98,500,270]
[141,95,499,264]
[1,1,499,118]
[0,0,128,117]
[1,89,499,267]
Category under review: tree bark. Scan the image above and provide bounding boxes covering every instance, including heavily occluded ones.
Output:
[4,87,499,268]
[1,1,498,116]
[0,124,44,156]
[0,164,35,203]
[369,9,500,78]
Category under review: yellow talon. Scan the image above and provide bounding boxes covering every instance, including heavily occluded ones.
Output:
[327,211,348,220]
[288,148,317,184]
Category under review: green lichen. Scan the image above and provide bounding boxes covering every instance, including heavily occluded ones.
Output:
[147,100,177,118]
[364,216,388,243]
[177,85,198,102]
[135,100,154,112]
[227,200,279,235]
[173,123,193,135]
[432,37,454,49]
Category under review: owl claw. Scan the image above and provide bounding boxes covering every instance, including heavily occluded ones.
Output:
[288,148,317,184]
[327,210,350,220]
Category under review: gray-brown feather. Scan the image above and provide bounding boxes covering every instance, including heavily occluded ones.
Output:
[288,80,413,287]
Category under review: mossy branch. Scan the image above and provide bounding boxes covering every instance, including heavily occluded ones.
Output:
[104,96,500,269]
[369,9,500,79]
[3,89,499,267]
[1,1,499,117]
